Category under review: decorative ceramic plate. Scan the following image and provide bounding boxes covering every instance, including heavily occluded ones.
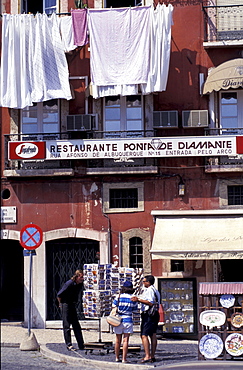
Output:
[199,333,224,359]
[169,302,181,311]
[172,326,184,333]
[231,312,243,328]
[219,294,235,308]
[238,295,243,306]
[200,310,226,329]
[170,311,184,322]
[225,333,243,356]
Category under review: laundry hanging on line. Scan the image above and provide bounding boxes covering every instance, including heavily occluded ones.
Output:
[0,13,73,109]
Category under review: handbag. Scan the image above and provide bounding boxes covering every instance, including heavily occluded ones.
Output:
[106,294,122,327]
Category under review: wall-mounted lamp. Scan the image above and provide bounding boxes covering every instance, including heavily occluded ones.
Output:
[178,177,185,196]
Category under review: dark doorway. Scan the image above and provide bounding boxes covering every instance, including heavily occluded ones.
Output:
[46,238,99,320]
[220,260,243,282]
[0,240,24,321]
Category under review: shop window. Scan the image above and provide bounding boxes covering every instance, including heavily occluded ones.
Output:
[220,91,243,134]
[22,0,57,14]
[21,99,59,136]
[103,182,144,213]
[104,95,143,137]
[129,237,143,269]
[228,185,243,205]
[171,260,184,272]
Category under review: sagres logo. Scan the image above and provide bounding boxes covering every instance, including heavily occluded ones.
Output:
[9,141,46,160]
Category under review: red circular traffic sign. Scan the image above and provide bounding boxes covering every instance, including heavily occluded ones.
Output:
[20,224,43,250]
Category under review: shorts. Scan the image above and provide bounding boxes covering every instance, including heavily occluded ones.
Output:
[141,311,159,337]
[113,322,133,334]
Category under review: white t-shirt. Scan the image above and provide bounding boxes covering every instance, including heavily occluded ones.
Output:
[140,285,160,312]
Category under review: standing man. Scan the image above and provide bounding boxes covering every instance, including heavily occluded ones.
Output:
[131,275,160,363]
[57,269,85,351]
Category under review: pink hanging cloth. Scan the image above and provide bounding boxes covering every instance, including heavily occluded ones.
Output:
[71,8,89,46]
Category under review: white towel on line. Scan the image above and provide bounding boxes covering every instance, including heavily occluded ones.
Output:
[0,13,73,109]
[88,6,151,87]
[88,4,173,99]
[59,16,77,53]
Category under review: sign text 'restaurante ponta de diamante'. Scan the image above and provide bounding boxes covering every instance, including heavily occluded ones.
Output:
[8,136,243,160]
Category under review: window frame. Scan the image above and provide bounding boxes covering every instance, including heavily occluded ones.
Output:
[21,0,58,14]
[103,95,144,138]
[219,90,243,133]
[129,237,143,269]
[21,100,60,135]
[103,182,144,213]
[219,179,243,208]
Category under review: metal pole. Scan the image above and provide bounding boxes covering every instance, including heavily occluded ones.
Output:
[28,251,33,336]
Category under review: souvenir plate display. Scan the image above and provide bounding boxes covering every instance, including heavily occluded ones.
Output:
[219,294,235,308]
[200,310,226,329]
[199,333,224,359]
[160,278,195,334]
[225,333,243,356]
[231,312,243,328]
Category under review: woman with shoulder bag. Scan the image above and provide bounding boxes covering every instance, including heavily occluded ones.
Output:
[112,281,138,363]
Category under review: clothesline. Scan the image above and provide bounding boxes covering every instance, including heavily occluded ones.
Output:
[0,4,173,108]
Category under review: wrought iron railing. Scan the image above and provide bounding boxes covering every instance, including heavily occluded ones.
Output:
[4,130,156,171]
[202,4,243,42]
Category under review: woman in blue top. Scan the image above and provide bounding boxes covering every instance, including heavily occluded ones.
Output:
[112,280,138,363]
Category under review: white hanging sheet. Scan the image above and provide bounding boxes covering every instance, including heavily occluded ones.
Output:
[0,13,72,109]
[88,6,151,89]
[59,16,77,52]
[88,4,173,99]
[141,3,174,94]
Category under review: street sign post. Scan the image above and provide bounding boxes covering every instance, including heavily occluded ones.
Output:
[20,224,43,336]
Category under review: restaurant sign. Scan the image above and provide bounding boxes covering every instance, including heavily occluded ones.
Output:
[8,135,243,160]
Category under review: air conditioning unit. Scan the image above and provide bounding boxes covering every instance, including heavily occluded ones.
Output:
[153,111,178,128]
[182,110,208,128]
[67,114,98,131]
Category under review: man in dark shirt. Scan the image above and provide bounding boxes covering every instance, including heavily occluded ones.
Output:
[57,269,84,351]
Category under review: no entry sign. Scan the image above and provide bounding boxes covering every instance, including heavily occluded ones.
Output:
[20,224,43,250]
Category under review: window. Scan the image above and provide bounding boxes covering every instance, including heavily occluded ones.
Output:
[219,179,243,208]
[129,237,143,269]
[220,91,243,134]
[22,0,57,14]
[109,188,138,209]
[21,100,59,135]
[105,0,142,8]
[103,182,144,213]
[104,95,143,137]
[228,185,243,205]
[171,260,184,272]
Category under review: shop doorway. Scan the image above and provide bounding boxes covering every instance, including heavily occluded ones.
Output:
[0,240,24,321]
[220,259,243,282]
[46,238,99,320]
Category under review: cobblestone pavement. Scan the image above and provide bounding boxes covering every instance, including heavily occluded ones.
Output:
[2,322,243,370]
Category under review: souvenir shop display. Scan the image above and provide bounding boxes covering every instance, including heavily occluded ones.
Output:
[198,282,243,362]
[82,264,143,323]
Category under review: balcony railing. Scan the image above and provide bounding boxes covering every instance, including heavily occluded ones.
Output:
[203,4,243,43]
[4,130,156,172]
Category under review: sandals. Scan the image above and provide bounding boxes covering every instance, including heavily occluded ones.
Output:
[139,358,152,363]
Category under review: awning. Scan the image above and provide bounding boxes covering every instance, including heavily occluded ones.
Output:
[203,58,243,94]
[150,210,243,260]
[199,282,243,295]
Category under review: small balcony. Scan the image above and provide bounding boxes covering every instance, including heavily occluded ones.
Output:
[203,4,243,47]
